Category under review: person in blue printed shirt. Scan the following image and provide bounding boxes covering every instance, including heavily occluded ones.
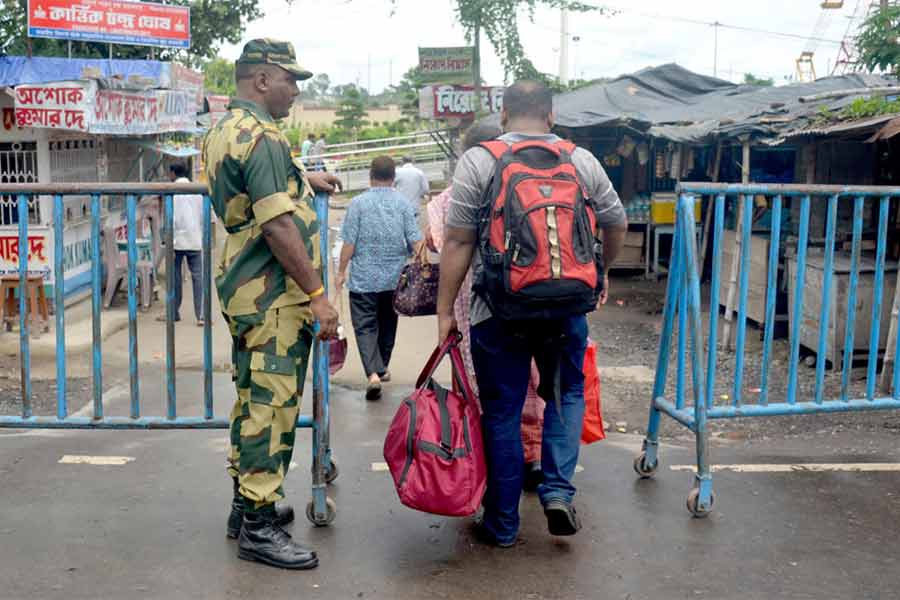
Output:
[336,156,423,400]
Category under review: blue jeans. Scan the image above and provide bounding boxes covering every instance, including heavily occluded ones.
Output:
[173,250,202,321]
[470,315,588,544]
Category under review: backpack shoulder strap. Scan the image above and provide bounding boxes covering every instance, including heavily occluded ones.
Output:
[478,140,510,160]
[555,139,577,155]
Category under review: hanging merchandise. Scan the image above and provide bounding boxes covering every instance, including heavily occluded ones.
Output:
[636,142,650,166]
[655,150,667,179]
[603,153,622,167]
[685,147,696,173]
[616,135,636,158]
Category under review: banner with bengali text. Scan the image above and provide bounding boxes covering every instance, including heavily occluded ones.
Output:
[27,0,191,49]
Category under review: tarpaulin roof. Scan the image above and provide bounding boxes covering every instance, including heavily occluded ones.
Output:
[553,63,899,144]
[0,56,170,89]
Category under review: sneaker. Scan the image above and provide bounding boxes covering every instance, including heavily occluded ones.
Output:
[471,520,516,548]
[543,500,582,536]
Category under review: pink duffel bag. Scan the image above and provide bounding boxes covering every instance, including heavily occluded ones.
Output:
[383,333,486,517]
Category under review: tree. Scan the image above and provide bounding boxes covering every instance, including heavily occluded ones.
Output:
[0,0,284,66]
[333,85,370,138]
[384,1,612,80]
[203,59,236,96]
[743,73,775,87]
[857,5,900,77]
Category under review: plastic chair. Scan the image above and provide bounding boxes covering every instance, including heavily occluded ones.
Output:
[102,228,155,311]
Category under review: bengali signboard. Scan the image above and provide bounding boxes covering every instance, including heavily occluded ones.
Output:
[0,233,51,281]
[14,82,197,134]
[170,63,204,105]
[418,47,475,84]
[27,0,191,49]
[206,94,230,128]
[13,81,95,132]
[419,85,505,120]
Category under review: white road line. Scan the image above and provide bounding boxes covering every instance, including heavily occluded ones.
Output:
[670,463,900,473]
[59,455,135,466]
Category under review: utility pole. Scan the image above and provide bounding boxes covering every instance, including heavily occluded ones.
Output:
[713,21,720,78]
[473,18,482,115]
[559,7,570,86]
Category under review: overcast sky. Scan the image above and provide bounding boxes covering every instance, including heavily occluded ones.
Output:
[220,0,868,91]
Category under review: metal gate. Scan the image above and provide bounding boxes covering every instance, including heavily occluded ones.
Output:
[0,183,337,526]
[635,183,900,517]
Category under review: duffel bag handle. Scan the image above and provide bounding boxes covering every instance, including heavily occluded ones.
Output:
[415,332,478,409]
[415,332,462,389]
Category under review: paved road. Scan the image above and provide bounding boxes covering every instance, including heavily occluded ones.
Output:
[2,369,900,599]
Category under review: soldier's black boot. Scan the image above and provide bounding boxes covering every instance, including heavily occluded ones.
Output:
[227,479,295,539]
[237,505,319,570]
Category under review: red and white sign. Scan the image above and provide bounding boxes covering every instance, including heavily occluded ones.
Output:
[206,94,230,128]
[27,0,191,49]
[14,82,197,134]
[2,108,21,131]
[169,64,204,106]
[419,85,505,120]
[14,81,95,132]
[0,235,51,281]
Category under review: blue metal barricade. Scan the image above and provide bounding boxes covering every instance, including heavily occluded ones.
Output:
[0,183,337,526]
[635,183,900,517]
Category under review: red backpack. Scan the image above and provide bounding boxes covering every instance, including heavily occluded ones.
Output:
[475,139,603,322]
[383,335,486,517]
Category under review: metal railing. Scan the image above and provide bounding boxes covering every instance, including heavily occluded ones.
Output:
[0,183,337,525]
[635,183,900,518]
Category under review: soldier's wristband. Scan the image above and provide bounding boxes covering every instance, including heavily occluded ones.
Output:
[308,286,325,299]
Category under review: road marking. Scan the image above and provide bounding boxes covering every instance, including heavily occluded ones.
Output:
[59,455,135,466]
[670,463,900,474]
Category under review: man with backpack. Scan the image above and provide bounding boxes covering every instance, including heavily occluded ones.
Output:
[436,80,627,547]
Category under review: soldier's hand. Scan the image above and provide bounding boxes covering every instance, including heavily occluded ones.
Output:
[307,172,343,194]
[311,295,339,340]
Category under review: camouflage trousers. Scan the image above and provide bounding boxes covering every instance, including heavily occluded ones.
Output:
[224,304,314,510]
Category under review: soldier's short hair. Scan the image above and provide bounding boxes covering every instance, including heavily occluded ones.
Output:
[370,156,396,182]
[235,62,281,83]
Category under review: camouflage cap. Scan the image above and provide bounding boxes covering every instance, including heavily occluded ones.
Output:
[236,38,313,81]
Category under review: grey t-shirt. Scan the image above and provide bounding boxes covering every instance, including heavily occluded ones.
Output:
[447,132,627,326]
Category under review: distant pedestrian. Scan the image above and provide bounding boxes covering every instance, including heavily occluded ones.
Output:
[394,155,429,216]
[301,132,316,166]
[437,80,628,548]
[157,162,206,325]
[336,156,422,401]
[312,133,327,171]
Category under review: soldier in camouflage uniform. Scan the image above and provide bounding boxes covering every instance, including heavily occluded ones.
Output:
[202,39,340,570]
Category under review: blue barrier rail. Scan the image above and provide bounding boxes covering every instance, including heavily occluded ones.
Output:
[635,183,900,518]
[0,183,336,525]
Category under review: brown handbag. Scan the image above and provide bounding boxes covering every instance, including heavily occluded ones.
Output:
[393,245,439,317]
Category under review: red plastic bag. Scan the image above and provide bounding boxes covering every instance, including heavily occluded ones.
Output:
[581,340,605,444]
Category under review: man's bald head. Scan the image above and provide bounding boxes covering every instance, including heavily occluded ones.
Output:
[502,80,553,122]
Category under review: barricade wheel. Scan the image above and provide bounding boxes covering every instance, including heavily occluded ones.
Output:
[325,459,339,484]
[306,497,337,527]
[633,453,658,479]
[686,489,714,518]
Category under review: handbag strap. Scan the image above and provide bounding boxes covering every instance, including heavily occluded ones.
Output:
[448,345,478,413]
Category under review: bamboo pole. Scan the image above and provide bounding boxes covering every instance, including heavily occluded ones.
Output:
[699,141,724,275]
[721,139,751,350]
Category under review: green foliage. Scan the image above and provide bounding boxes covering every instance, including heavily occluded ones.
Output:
[0,0,285,66]
[333,85,370,138]
[857,5,900,77]
[743,73,774,87]
[203,59,236,97]
[841,96,900,120]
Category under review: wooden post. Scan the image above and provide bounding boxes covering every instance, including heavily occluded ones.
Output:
[699,141,724,274]
[880,279,900,393]
[722,139,751,350]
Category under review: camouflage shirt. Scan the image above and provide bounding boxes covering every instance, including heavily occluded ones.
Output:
[202,99,321,317]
